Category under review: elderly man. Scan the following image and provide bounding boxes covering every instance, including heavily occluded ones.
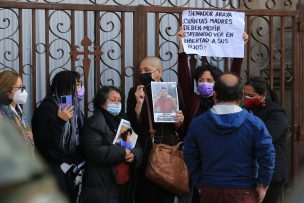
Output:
[127,56,185,203]
[184,73,275,203]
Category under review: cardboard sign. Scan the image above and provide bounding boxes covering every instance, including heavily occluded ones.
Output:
[182,10,245,57]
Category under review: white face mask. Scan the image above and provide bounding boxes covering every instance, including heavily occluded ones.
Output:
[13,89,28,104]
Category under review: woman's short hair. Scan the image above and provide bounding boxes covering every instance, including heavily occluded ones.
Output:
[0,70,19,94]
[193,62,223,83]
[93,86,122,108]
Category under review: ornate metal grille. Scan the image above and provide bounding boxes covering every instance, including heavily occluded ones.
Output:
[14,0,298,10]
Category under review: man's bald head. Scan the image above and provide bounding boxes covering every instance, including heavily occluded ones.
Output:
[214,73,242,103]
[219,73,239,86]
[140,56,163,70]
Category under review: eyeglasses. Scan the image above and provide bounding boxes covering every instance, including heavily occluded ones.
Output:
[12,86,26,92]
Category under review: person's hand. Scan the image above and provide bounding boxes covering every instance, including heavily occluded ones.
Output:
[125,152,135,163]
[24,131,33,140]
[177,27,185,53]
[125,148,135,163]
[175,110,184,125]
[22,130,34,142]
[256,185,268,203]
[243,32,249,44]
[177,27,185,42]
[134,85,145,121]
[135,85,145,104]
[58,104,74,122]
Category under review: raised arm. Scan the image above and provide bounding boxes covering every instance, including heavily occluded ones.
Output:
[177,28,194,110]
[230,32,249,77]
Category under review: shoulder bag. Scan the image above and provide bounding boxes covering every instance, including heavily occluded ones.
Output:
[144,87,189,196]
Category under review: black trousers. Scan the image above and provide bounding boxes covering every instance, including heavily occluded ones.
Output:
[192,188,200,203]
[135,170,175,203]
[262,182,284,203]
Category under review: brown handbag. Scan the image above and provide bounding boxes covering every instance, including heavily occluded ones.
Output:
[143,88,189,196]
[145,142,190,196]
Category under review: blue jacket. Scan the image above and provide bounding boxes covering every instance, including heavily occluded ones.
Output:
[184,109,275,189]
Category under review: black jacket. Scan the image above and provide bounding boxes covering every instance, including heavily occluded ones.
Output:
[79,108,143,203]
[126,84,185,170]
[32,96,84,202]
[251,97,288,183]
[32,96,83,164]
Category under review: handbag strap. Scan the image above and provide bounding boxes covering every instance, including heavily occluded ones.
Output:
[144,87,156,142]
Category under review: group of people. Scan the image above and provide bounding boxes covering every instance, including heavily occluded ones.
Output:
[0,29,288,203]
[176,30,288,203]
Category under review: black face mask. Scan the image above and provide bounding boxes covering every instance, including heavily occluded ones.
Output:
[140,72,154,86]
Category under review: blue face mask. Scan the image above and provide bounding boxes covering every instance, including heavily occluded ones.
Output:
[107,103,121,116]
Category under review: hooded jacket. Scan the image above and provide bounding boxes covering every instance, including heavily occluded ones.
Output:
[184,105,275,189]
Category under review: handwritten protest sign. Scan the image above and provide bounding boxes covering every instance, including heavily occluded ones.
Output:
[182,10,245,57]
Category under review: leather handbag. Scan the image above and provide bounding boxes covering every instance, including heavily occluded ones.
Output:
[145,142,189,196]
[143,88,189,196]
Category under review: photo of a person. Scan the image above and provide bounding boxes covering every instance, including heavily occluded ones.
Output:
[115,128,132,149]
[154,86,177,113]
[112,119,138,149]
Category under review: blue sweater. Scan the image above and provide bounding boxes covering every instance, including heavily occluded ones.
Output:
[184,109,275,189]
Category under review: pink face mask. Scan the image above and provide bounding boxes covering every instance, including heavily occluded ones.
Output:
[76,86,85,101]
[197,82,214,98]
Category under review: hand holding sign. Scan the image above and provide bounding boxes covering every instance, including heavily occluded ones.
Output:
[182,10,245,58]
[243,32,249,43]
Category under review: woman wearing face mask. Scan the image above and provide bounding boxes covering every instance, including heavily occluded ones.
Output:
[182,64,223,141]
[0,70,34,152]
[79,86,143,203]
[32,70,85,202]
[244,76,288,203]
[177,28,248,138]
